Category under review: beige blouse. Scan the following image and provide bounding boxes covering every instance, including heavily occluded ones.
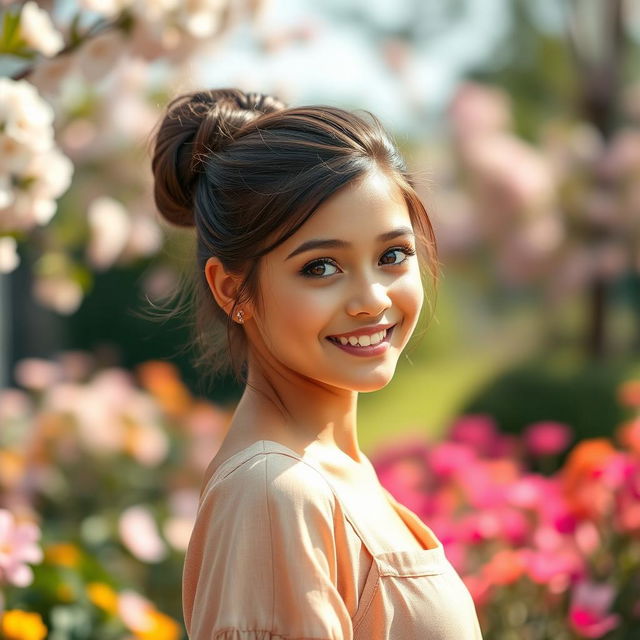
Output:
[183,439,484,639]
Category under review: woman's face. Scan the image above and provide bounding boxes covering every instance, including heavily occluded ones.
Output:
[246,169,425,393]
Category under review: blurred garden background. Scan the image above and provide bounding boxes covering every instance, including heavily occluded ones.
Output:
[1,0,640,638]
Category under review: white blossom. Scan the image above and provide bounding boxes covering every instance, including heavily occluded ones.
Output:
[19,1,65,57]
[124,215,164,258]
[33,275,83,314]
[79,0,133,18]
[26,149,74,202]
[177,0,226,38]
[0,176,13,209]
[0,79,74,233]
[86,197,131,269]
[134,0,179,21]
[0,133,32,175]
[0,237,20,274]
[0,78,55,153]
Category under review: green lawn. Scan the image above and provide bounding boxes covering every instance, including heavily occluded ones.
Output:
[358,343,518,452]
[357,284,543,453]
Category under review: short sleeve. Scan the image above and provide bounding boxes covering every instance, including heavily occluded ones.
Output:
[182,452,354,640]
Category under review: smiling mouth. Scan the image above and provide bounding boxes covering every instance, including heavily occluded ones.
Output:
[326,324,396,347]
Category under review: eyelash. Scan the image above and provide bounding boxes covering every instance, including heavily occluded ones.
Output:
[299,244,417,279]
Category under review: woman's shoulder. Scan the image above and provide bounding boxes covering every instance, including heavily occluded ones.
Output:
[201,440,338,516]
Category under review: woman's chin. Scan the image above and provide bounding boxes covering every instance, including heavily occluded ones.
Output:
[337,368,396,393]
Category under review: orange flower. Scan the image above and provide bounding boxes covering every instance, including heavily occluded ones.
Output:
[560,439,618,520]
[0,450,26,489]
[44,542,82,568]
[132,610,181,640]
[485,458,521,485]
[87,582,119,615]
[562,439,617,480]
[615,418,640,456]
[135,361,192,416]
[617,380,640,408]
[482,548,526,586]
[0,610,48,640]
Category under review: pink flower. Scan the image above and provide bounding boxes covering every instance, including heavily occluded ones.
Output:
[118,505,167,563]
[535,483,579,534]
[493,506,530,546]
[422,514,459,547]
[523,420,573,456]
[117,589,155,632]
[448,82,512,139]
[574,521,601,556]
[490,433,521,459]
[428,441,477,479]
[456,460,512,509]
[615,489,640,535]
[596,452,635,491]
[506,473,549,509]
[448,414,501,457]
[521,547,585,585]
[13,357,62,391]
[569,580,621,638]
[0,509,43,587]
[458,509,502,543]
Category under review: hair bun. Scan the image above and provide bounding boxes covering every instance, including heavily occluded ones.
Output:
[150,88,286,227]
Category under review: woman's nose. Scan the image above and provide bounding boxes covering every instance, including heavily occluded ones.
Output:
[346,278,392,317]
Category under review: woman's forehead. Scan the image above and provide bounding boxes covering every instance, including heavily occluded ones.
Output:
[283,175,410,244]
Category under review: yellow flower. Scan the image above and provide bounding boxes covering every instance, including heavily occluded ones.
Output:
[1,610,48,640]
[44,542,81,567]
[0,450,26,489]
[87,582,119,615]
[133,610,181,640]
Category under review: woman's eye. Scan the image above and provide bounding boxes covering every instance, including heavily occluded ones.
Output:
[300,259,340,278]
[300,246,415,278]
[380,246,416,265]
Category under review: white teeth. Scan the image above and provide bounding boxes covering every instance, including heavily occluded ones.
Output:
[332,328,388,347]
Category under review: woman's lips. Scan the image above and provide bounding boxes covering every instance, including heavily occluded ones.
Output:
[325,325,396,357]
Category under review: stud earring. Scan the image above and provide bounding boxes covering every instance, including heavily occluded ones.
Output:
[235,309,245,324]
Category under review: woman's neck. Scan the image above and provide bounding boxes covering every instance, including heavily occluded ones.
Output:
[229,363,363,463]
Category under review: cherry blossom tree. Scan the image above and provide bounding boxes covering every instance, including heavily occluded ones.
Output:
[442,0,640,359]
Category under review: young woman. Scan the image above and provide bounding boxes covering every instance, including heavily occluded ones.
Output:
[151,88,484,639]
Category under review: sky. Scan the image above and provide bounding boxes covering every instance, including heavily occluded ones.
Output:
[194,0,514,135]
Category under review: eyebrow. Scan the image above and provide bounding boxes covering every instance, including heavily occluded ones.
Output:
[285,226,415,261]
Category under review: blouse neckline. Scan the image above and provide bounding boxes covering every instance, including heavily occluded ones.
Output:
[204,439,442,553]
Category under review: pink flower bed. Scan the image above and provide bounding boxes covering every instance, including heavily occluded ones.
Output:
[370,401,640,638]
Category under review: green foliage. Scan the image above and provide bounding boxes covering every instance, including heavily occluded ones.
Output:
[0,8,32,58]
[463,353,640,442]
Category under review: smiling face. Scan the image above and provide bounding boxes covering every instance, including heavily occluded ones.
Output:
[244,169,425,393]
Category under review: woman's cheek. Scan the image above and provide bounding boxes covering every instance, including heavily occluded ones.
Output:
[267,282,325,338]
[395,272,424,334]
[285,288,331,335]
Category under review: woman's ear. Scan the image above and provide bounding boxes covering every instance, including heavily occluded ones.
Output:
[204,257,252,322]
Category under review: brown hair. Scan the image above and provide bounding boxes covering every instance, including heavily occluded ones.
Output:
[148,88,440,387]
